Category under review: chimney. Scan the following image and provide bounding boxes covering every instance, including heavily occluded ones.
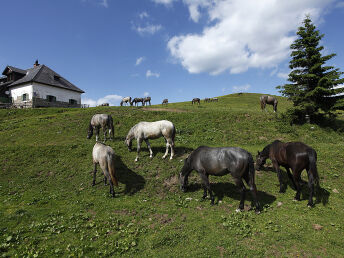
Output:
[34,59,39,67]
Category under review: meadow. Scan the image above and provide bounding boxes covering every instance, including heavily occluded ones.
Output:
[0,93,344,257]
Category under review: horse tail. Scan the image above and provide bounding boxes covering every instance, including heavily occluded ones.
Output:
[308,148,320,189]
[108,154,118,187]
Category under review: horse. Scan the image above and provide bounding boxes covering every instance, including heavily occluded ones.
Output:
[204,98,210,103]
[143,97,151,106]
[192,98,200,105]
[162,99,168,105]
[125,120,176,162]
[260,95,278,112]
[255,140,320,207]
[100,103,109,106]
[120,96,132,106]
[179,146,260,212]
[132,98,144,106]
[87,114,114,142]
[92,142,118,197]
[212,97,218,102]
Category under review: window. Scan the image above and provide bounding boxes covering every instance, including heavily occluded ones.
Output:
[69,99,77,105]
[46,95,56,102]
[22,93,28,101]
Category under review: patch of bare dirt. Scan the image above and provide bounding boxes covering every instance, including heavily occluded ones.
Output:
[141,108,187,113]
[163,175,179,192]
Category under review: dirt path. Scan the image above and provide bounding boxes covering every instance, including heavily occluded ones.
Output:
[141,107,187,113]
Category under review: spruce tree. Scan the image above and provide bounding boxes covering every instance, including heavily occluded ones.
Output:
[277,16,344,122]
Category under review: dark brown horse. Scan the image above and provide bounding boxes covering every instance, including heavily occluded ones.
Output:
[260,95,278,112]
[255,140,319,207]
[180,146,260,212]
[132,98,144,106]
[143,96,151,106]
[192,98,200,105]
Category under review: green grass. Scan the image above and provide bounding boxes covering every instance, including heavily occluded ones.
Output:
[1,93,344,257]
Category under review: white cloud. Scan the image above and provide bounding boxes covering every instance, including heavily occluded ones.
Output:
[100,0,108,8]
[133,24,162,36]
[168,0,334,75]
[139,11,149,19]
[336,1,344,8]
[135,56,145,66]
[232,84,251,93]
[144,92,150,97]
[146,70,160,78]
[82,94,123,107]
[151,0,175,5]
[277,72,289,79]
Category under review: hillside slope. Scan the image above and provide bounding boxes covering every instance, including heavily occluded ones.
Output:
[1,93,344,257]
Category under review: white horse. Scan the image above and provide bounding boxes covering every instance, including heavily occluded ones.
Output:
[87,114,114,142]
[125,120,176,162]
[120,96,132,106]
[92,142,118,197]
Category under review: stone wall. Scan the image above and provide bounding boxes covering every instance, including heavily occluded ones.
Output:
[13,97,81,108]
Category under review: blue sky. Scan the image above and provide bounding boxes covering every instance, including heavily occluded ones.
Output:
[1,0,344,106]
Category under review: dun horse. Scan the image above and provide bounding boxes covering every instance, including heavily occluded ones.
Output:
[143,97,151,106]
[192,98,200,105]
[92,142,118,197]
[125,120,176,162]
[260,95,278,112]
[120,96,132,106]
[87,114,114,142]
[180,146,260,212]
[162,99,168,105]
[256,140,320,207]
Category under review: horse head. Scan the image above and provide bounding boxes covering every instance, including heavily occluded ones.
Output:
[255,151,267,170]
[125,136,132,151]
[87,123,93,139]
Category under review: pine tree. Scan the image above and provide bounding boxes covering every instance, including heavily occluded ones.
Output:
[277,16,344,122]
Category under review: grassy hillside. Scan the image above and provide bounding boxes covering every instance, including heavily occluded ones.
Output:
[1,93,344,257]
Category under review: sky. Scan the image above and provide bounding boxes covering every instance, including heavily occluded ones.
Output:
[1,0,344,106]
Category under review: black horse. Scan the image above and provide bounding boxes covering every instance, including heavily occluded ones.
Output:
[255,140,319,207]
[180,146,260,212]
[132,98,144,106]
[192,98,200,105]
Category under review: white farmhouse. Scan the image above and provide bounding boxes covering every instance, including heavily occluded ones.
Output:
[0,60,84,108]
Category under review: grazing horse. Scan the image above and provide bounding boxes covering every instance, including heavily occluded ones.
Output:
[260,95,278,112]
[162,99,168,105]
[87,114,114,142]
[100,103,109,106]
[92,142,118,197]
[120,96,132,106]
[180,146,260,212]
[204,98,210,103]
[132,98,144,106]
[212,97,218,102]
[255,140,320,207]
[143,96,151,106]
[192,98,200,105]
[125,120,176,162]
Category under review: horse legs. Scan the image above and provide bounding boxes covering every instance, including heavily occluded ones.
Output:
[103,127,107,143]
[243,173,260,212]
[162,139,170,159]
[285,167,297,190]
[95,127,100,142]
[234,177,246,211]
[144,139,153,158]
[92,163,97,186]
[306,170,315,207]
[135,138,143,162]
[272,161,285,193]
[199,171,214,205]
[170,139,175,160]
[202,174,209,199]
[292,168,302,201]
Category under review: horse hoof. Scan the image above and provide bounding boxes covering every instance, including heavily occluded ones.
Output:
[255,210,261,214]
[162,156,167,159]
[235,208,242,213]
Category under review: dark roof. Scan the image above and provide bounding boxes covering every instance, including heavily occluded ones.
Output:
[2,66,27,75]
[3,64,84,93]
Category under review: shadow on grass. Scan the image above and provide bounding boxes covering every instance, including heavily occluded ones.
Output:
[133,146,194,158]
[257,166,330,205]
[115,155,145,195]
[186,181,276,207]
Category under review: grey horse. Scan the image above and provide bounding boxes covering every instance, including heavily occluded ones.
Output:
[143,97,151,106]
[260,95,278,112]
[162,99,168,105]
[179,146,260,212]
[120,96,132,106]
[92,142,118,197]
[87,114,114,142]
[125,120,176,162]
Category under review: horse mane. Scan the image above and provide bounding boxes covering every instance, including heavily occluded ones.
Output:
[261,143,271,157]
[126,124,138,139]
[88,122,93,132]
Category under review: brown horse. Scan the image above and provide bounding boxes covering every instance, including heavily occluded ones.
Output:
[255,140,319,207]
[143,97,151,106]
[162,99,168,105]
[192,98,200,105]
[132,98,144,106]
[260,95,278,112]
